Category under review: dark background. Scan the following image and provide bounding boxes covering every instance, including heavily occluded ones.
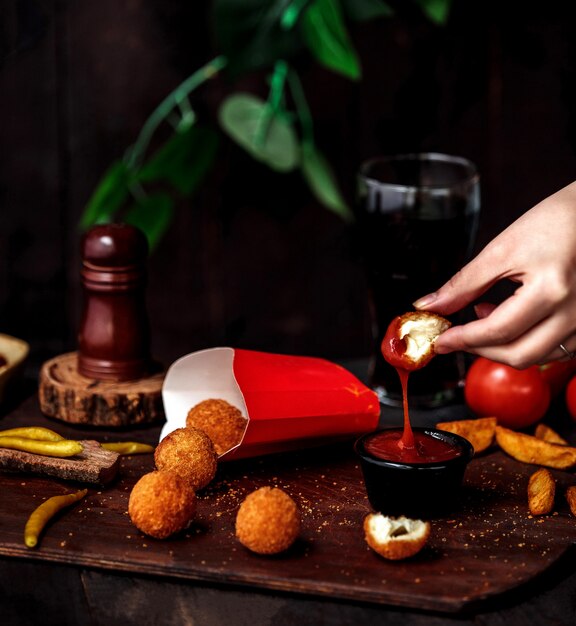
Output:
[2,0,576,378]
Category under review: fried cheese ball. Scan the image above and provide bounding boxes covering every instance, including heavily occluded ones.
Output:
[128,470,197,539]
[186,398,248,456]
[154,427,218,490]
[235,486,300,555]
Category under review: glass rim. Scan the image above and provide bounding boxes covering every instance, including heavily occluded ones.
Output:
[358,152,480,192]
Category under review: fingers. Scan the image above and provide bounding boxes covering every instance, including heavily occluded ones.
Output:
[540,341,576,364]
[411,185,576,367]
[435,283,551,350]
[435,289,576,368]
[476,328,576,369]
[436,318,576,369]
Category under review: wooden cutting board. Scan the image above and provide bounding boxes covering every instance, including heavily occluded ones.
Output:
[0,395,575,613]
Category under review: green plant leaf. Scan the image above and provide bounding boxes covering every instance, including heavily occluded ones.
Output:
[213,0,306,77]
[301,0,361,80]
[301,145,353,221]
[124,193,174,251]
[414,0,452,25]
[218,93,299,172]
[80,161,132,229]
[340,0,393,21]
[137,125,220,196]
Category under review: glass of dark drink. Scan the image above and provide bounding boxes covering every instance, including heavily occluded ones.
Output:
[356,153,480,408]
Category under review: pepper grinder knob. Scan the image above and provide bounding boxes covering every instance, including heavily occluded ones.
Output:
[77,223,151,381]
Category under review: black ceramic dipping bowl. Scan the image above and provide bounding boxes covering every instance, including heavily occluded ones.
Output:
[354,427,474,518]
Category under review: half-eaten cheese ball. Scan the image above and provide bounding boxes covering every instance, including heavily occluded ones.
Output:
[381,311,451,371]
[235,486,301,555]
[363,513,430,560]
[154,427,218,490]
[128,470,197,539]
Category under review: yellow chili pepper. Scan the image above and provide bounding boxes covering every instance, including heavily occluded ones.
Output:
[24,489,88,548]
[0,437,83,457]
[0,426,64,442]
[100,441,155,455]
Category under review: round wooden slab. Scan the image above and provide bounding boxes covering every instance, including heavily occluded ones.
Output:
[38,352,165,427]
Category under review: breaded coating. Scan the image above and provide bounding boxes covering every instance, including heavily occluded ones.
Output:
[186,399,248,456]
[235,486,300,555]
[128,470,197,539]
[155,427,218,490]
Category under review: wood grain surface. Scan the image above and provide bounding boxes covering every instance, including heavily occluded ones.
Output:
[0,439,120,485]
[0,395,575,614]
[38,352,165,426]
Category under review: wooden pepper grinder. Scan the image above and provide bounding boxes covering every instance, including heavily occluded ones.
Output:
[38,223,165,427]
[78,223,151,381]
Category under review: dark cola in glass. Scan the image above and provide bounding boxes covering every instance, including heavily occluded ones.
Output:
[356,153,480,408]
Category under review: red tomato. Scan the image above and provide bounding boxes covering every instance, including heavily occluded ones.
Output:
[565,375,576,421]
[464,357,550,429]
[539,359,576,397]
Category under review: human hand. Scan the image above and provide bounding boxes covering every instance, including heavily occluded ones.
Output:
[413,181,576,368]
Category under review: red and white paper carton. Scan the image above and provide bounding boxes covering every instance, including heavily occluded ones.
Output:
[160,347,380,460]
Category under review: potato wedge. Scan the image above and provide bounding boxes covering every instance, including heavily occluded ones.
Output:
[566,486,576,516]
[527,468,555,515]
[495,426,576,469]
[436,416,497,454]
[534,423,568,446]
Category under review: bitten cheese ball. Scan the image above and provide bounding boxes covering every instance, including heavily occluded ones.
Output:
[235,486,300,555]
[381,311,451,371]
[128,470,197,539]
[186,398,248,456]
[363,513,430,560]
[154,427,218,490]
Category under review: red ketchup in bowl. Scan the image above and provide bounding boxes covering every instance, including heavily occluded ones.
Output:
[364,428,463,464]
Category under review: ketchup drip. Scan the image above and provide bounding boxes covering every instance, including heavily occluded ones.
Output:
[377,314,462,464]
[397,367,415,451]
[381,328,418,456]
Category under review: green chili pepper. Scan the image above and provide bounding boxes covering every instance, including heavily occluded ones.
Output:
[0,426,64,442]
[100,441,154,455]
[24,489,88,548]
[0,437,83,457]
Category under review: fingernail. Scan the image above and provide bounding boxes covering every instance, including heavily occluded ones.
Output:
[412,293,438,309]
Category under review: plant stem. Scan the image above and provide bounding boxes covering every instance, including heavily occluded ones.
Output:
[126,55,227,170]
[268,60,289,114]
[281,0,311,31]
[254,60,289,149]
[287,67,314,149]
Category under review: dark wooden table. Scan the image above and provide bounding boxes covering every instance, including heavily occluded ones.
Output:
[1,379,576,626]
